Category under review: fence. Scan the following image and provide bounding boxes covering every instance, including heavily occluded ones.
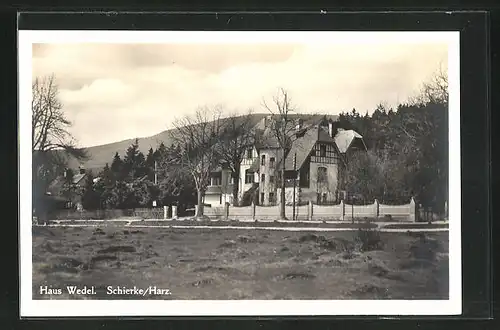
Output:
[50,208,165,220]
[202,197,417,222]
[48,198,418,222]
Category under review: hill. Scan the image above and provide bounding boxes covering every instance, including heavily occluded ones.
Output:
[66,113,338,174]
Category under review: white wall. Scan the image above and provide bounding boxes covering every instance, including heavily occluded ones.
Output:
[204,194,222,206]
[258,149,280,205]
[300,162,339,203]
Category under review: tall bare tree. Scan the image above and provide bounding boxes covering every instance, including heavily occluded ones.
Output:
[409,65,448,107]
[32,75,87,218]
[168,106,224,218]
[218,110,257,206]
[262,88,306,220]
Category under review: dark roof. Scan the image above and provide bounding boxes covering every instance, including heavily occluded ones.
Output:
[256,127,280,149]
[254,114,340,150]
[279,125,336,171]
[47,172,87,195]
[72,173,87,185]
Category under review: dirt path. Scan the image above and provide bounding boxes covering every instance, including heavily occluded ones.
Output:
[36,223,448,232]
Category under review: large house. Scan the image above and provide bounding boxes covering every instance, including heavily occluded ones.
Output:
[204,116,367,207]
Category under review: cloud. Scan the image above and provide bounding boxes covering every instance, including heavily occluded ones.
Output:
[32,41,449,147]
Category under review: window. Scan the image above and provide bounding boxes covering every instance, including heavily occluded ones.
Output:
[270,175,275,184]
[261,174,265,183]
[270,157,275,168]
[317,167,327,183]
[322,193,327,203]
[261,155,266,165]
[319,144,327,157]
[269,192,275,204]
[245,170,254,184]
[247,148,253,159]
[260,193,265,204]
[299,168,310,188]
[211,173,222,186]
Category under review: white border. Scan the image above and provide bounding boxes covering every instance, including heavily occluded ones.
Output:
[19,30,461,317]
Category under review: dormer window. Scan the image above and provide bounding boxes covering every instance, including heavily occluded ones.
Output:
[246,148,253,159]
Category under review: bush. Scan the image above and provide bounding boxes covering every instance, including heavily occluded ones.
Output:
[355,227,384,251]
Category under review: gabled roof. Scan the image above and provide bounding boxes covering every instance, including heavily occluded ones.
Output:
[334,129,366,153]
[280,126,322,171]
[72,173,86,185]
[256,126,280,149]
[47,172,87,195]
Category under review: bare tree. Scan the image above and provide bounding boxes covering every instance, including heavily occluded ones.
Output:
[168,106,224,218]
[32,75,88,219]
[217,110,257,206]
[409,65,448,107]
[262,88,306,220]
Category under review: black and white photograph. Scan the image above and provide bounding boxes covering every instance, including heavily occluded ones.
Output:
[19,30,461,317]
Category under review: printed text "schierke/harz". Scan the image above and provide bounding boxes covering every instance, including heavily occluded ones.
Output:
[39,285,172,296]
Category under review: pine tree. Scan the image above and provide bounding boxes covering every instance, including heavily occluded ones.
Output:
[81,171,100,210]
[155,142,167,160]
[146,147,155,166]
[145,147,156,182]
[110,152,123,179]
[123,138,146,180]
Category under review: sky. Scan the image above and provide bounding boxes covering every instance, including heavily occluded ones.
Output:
[31,35,450,148]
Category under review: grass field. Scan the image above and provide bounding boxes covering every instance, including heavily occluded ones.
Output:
[32,226,449,300]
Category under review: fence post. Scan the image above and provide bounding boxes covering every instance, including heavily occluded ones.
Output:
[224,203,229,220]
[308,201,313,221]
[374,199,379,218]
[409,197,416,222]
[251,202,256,221]
[163,206,168,220]
[172,205,178,220]
[340,199,345,221]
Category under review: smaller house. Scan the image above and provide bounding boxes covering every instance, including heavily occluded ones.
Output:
[204,162,234,206]
[334,128,367,159]
[47,165,88,209]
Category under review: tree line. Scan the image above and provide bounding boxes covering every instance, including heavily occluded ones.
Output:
[341,68,448,212]
[77,139,196,213]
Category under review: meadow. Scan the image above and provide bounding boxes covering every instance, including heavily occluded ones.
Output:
[32,226,449,300]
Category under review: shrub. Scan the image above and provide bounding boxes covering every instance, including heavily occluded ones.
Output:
[355,227,384,251]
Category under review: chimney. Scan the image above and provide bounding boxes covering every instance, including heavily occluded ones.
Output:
[79,165,85,175]
[328,122,333,137]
